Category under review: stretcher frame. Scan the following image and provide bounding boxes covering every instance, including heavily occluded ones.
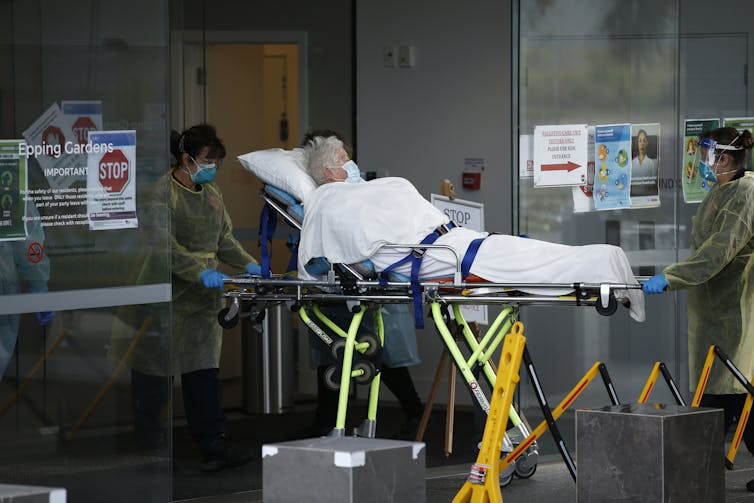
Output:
[219,272,640,482]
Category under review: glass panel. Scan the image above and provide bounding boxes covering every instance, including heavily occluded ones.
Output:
[515,0,753,457]
[0,1,172,501]
[514,0,682,455]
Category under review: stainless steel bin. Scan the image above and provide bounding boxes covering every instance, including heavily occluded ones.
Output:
[243,303,295,414]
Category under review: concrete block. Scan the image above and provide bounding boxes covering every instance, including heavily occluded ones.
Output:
[576,403,724,502]
[262,436,425,503]
[0,484,66,502]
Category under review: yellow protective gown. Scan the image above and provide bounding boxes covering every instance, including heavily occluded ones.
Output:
[110,172,256,376]
[169,173,256,374]
[664,171,754,394]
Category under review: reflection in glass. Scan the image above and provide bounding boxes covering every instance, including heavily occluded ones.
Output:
[0,1,172,502]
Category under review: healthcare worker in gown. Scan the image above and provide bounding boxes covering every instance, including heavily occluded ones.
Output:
[643,126,754,491]
[122,124,260,472]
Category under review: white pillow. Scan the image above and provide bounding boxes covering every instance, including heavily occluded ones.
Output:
[237,148,317,202]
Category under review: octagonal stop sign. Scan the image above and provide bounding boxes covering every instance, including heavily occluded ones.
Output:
[72,116,97,145]
[98,150,130,194]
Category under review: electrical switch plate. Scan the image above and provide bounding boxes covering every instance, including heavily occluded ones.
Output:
[383,46,397,67]
[399,45,416,67]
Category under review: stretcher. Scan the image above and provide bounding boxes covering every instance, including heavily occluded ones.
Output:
[233,151,644,485]
[219,267,639,477]
[219,178,643,487]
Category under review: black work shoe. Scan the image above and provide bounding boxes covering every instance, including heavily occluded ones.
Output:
[747,479,754,492]
[200,438,254,473]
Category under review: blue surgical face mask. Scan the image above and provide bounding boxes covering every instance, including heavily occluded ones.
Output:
[342,159,362,183]
[189,157,217,184]
[698,160,717,184]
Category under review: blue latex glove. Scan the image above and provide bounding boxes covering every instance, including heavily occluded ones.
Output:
[642,274,668,294]
[36,311,54,326]
[245,262,262,276]
[518,234,530,238]
[200,269,230,289]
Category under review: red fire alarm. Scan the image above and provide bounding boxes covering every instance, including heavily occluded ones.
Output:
[462,172,481,190]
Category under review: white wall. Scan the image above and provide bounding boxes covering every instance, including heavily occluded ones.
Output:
[356,0,513,405]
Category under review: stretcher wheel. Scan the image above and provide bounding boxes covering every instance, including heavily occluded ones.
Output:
[217,308,239,329]
[499,471,513,487]
[352,360,376,385]
[323,365,341,390]
[253,309,266,322]
[595,293,618,316]
[356,333,380,358]
[514,456,537,478]
[330,338,346,360]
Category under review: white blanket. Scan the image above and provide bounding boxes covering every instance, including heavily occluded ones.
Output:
[298,177,644,322]
[299,177,449,265]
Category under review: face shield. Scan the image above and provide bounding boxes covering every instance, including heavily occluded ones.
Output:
[696,136,743,186]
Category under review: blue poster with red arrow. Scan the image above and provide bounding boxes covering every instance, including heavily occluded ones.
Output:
[593,124,632,210]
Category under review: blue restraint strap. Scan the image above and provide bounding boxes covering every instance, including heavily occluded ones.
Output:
[259,204,278,278]
[380,231,441,329]
[461,238,486,279]
[286,233,300,273]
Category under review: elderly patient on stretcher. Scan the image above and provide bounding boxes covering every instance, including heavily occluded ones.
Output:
[295,136,644,322]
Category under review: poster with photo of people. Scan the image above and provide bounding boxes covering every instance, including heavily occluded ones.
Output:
[629,123,660,208]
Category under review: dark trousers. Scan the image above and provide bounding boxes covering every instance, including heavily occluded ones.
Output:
[132,368,226,452]
[700,393,754,457]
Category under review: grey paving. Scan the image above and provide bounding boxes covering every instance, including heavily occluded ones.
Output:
[177,453,754,502]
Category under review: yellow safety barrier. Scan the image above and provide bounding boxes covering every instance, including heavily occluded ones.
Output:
[66,317,152,440]
[0,329,70,419]
[691,345,754,469]
[453,321,526,503]
[637,361,685,405]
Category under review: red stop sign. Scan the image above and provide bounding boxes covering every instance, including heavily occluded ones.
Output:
[72,116,97,145]
[98,150,130,194]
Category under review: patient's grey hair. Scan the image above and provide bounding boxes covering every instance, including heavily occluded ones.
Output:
[304,135,344,185]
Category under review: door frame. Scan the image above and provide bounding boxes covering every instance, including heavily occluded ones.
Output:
[171,30,308,143]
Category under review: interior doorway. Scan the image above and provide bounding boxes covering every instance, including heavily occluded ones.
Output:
[176,33,305,409]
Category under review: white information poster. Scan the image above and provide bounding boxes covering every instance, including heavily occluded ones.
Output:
[62,100,103,146]
[519,134,533,179]
[533,124,588,187]
[86,130,138,230]
[430,194,487,324]
[22,103,86,190]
